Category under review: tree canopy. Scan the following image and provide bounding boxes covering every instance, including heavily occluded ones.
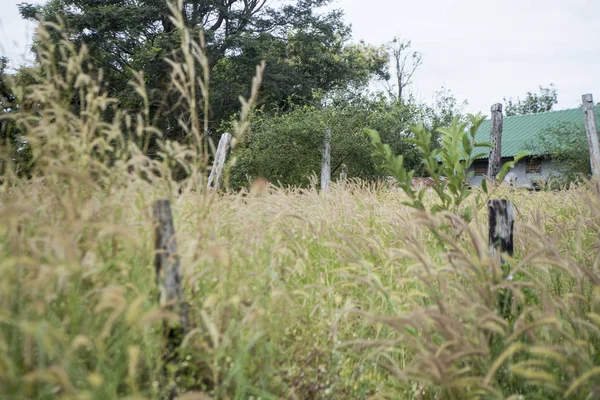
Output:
[19,0,388,137]
[504,84,558,116]
[10,1,471,187]
[0,57,23,176]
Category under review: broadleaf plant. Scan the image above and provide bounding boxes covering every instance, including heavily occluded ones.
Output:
[367,113,508,222]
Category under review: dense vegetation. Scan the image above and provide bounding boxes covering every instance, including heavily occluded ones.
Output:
[17,0,387,142]
[535,122,592,185]
[1,2,600,400]
[4,0,471,186]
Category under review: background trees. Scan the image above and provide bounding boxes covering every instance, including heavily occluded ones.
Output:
[0,57,30,177]
[382,36,422,103]
[12,0,469,187]
[504,84,558,116]
[534,122,591,185]
[19,0,388,138]
[228,90,465,188]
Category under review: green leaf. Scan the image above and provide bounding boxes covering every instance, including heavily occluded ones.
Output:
[463,206,473,222]
[471,152,488,160]
[514,151,529,163]
[474,141,494,148]
[462,134,472,156]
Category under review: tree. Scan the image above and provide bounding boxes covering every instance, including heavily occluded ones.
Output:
[504,84,558,116]
[0,57,11,111]
[423,87,468,132]
[19,0,387,138]
[382,36,422,102]
[0,57,28,176]
[229,93,423,188]
[533,121,591,185]
[0,56,12,159]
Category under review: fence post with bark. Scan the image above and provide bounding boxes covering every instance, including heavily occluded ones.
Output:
[207,132,233,190]
[582,94,600,178]
[321,128,331,191]
[487,103,504,182]
[488,199,515,319]
[153,199,189,335]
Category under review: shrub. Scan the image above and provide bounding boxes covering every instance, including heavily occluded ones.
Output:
[229,96,427,189]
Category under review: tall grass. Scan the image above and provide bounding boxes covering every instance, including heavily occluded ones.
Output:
[1,3,600,399]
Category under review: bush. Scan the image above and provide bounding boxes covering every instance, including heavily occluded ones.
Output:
[534,121,591,186]
[229,96,427,189]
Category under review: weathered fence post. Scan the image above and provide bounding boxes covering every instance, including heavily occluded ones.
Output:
[321,127,331,191]
[582,94,600,178]
[488,199,515,319]
[207,132,232,190]
[153,199,189,330]
[339,164,348,181]
[487,104,504,182]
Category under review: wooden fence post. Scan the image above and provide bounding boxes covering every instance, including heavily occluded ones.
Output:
[488,199,515,319]
[339,163,347,181]
[582,94,600,178]
[321,128,331,191]
[488,199,514,258]
[487,104,504,182]
[207,132,232,190]
[153,199,189,330]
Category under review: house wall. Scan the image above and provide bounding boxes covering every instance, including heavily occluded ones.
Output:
[467,159,559,188]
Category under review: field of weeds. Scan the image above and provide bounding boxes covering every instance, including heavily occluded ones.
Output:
[2,177,600,399]
[1,9,600,400]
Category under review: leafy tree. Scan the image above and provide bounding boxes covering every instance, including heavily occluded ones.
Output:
[504,84,557,116]
[19,0,387,138]
[229,93,424,188]
[422,87,468,138]
[0,57,30,176]
[0,56,12,159]
[0,57,11,114]
[533,121,591,185]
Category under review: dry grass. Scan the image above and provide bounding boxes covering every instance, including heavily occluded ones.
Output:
[1,4,600,399]
[2,175,600,399]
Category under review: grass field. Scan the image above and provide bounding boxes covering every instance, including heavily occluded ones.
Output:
[2,177,600,399]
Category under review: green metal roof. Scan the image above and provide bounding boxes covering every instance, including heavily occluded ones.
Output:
[472,106,600,159]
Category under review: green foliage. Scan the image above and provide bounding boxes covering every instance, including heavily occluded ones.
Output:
[366,113,493,219]
[0,57,33,177]
[0,56,9,98]
[424,86,469,131]
[229,95,425,188]
[20,0,387,140]
[533,121,591,185]
[504,84,558,116]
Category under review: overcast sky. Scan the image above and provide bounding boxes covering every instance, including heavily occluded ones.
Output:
[2,0,599,115]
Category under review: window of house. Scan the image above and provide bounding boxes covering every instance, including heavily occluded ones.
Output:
[474,160,488,175]
[526,158,542,174]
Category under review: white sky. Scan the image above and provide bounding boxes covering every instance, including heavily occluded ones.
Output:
[332,0,600,114]
[2,0,599,115]
[0,0,39,67]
